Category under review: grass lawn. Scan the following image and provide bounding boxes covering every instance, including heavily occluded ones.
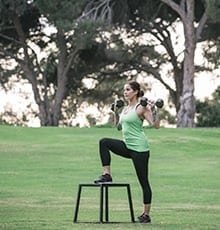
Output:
[0,125,219,229]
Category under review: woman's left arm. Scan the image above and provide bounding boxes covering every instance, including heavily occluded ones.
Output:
[141,105,160,129]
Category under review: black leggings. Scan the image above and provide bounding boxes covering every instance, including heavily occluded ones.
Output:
[99,137,152,204]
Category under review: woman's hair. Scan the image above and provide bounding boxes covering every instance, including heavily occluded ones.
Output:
[128,81,144,98]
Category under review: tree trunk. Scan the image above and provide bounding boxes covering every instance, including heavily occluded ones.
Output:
[13,13,70,126]
[177,0,196,127]
[12,14,47,126]
[173,66,183,113]
[161,0,196,127]
[50,29,69,126]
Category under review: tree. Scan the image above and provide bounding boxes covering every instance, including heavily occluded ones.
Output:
[0,0,87,126]
[80,0,220,127]
[159,0,205,127]
[0,0,136,126]
[196,86,220,127]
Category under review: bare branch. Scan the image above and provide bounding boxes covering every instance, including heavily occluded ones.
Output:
[78,0,114,23]
[0,33,23,46]
[196,11,208,41]
[137,64,175,93]
[143,22,179,70]
[63,50,79,77]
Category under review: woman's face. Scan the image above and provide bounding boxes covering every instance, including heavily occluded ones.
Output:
[123,84,137,101]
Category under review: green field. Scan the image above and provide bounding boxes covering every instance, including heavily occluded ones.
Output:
[0,126,219,229]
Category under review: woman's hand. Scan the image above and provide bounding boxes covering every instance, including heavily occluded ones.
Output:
[151,107,160,129]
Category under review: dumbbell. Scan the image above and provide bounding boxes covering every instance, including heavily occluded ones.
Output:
[140,97,164,108]
[111,99,125,111]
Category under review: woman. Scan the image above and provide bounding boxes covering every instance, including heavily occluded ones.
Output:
[94,81,160,223]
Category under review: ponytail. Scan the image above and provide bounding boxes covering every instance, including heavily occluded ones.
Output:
[138,90,144,98]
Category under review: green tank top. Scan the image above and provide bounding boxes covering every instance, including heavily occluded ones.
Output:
[120,105,149,152]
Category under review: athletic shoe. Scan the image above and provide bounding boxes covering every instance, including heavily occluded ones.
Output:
[94,174,112,184]
[137,213,151,223]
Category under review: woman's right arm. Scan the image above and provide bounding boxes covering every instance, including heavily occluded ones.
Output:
[114,110,122,130]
